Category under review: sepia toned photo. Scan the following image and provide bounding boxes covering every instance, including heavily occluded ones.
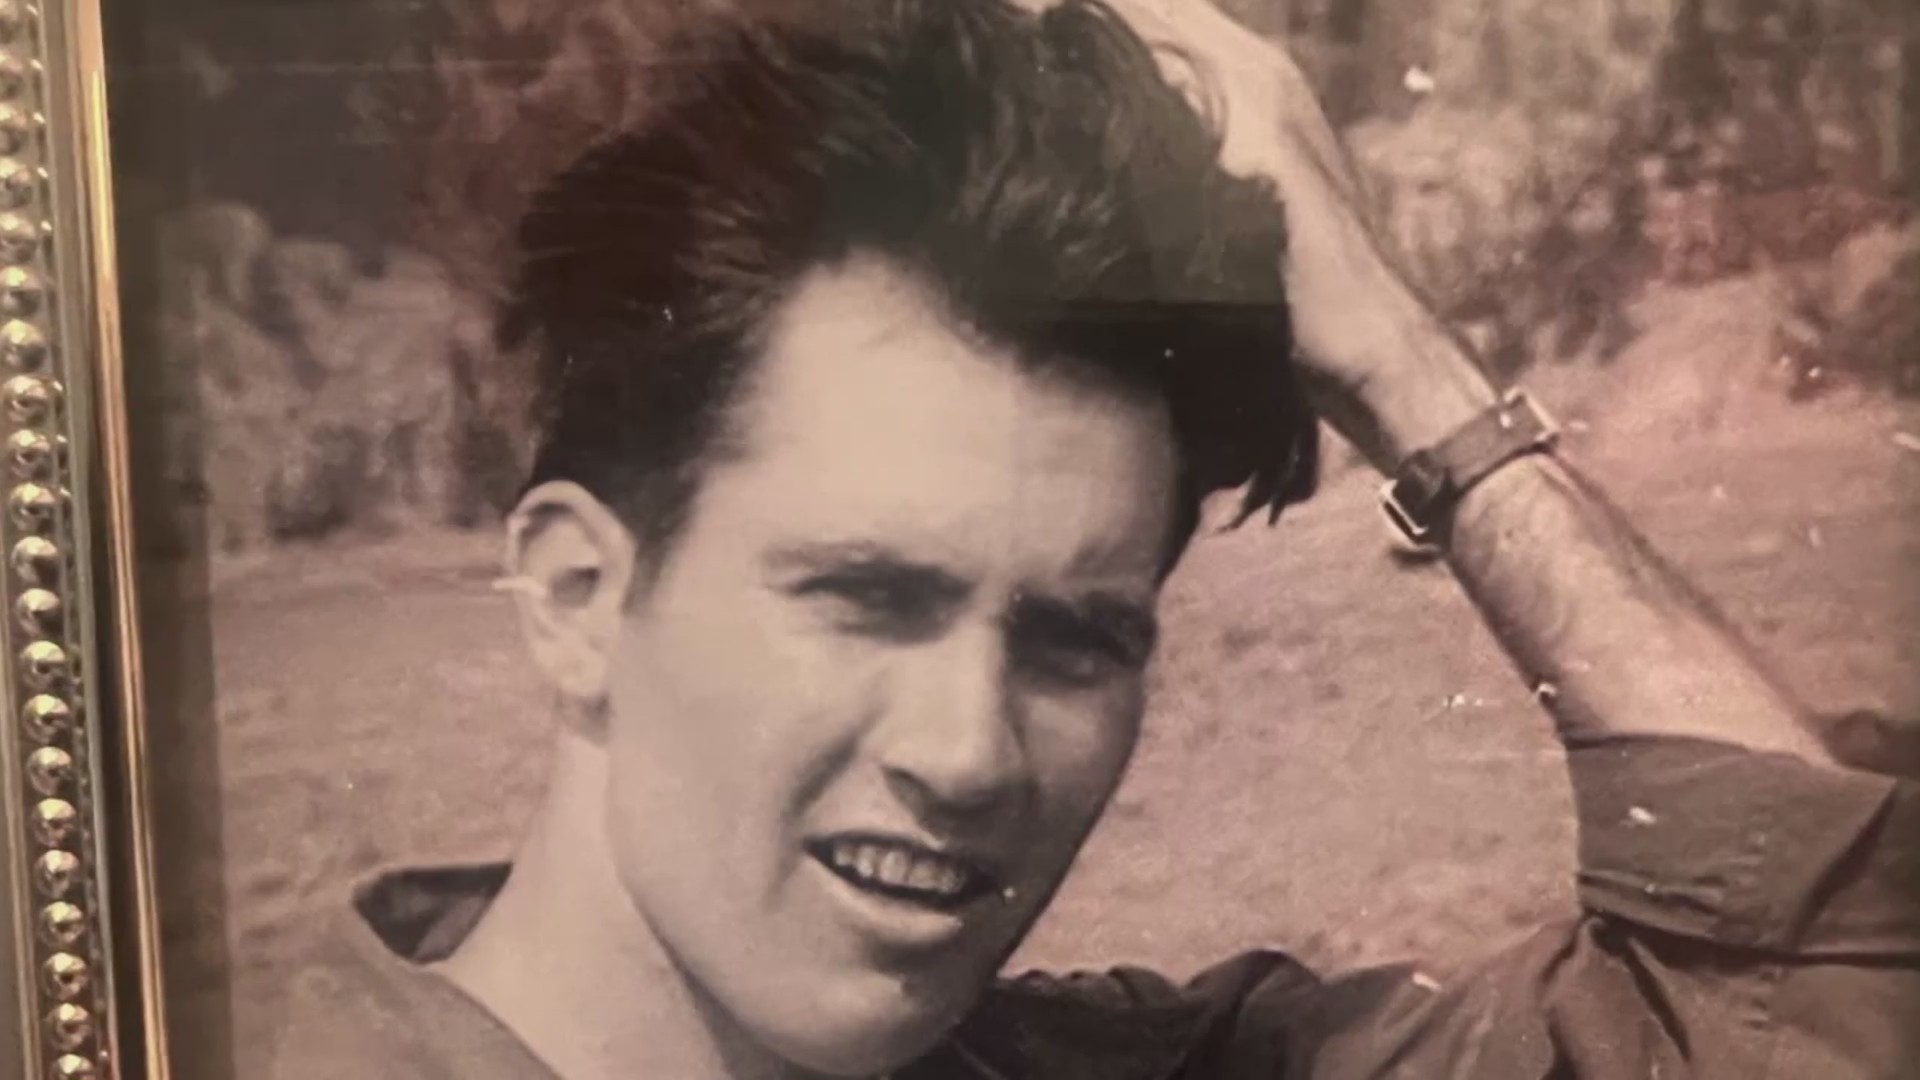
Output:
[20,0,1917,1076]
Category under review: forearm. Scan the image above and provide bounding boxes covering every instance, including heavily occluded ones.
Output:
[1109,0,1843,764]
[1364,322,1837,764]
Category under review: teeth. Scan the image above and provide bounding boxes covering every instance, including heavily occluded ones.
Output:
[823,839,976,899]
[907,858,964,894]
[904,858,941,891]
[879,849,910,885]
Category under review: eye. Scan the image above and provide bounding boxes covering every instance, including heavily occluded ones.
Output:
[791,569,957,640]
[814,575,915,617]
[1006,604,1147,691]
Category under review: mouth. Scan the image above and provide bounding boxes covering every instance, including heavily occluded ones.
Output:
[804,833,1001,914]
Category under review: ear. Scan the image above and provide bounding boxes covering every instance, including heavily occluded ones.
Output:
[501,481,640,727]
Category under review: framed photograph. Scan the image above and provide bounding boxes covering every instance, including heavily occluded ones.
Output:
[8,0,1919,1077]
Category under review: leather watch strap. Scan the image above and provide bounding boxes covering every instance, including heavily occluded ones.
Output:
[1380,388,1558,544]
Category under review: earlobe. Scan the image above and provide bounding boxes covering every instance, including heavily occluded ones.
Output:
[502,482,639,724]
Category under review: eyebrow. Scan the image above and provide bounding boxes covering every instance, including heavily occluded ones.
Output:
[762,540,973,598]
[763,540,1160,650]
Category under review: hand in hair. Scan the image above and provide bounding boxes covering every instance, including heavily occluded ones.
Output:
[1078,0,1500,472]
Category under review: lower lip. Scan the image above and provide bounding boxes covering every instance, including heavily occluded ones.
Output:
[808,856,991,952]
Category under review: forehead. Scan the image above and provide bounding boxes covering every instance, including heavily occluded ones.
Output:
[694,254,1179,585]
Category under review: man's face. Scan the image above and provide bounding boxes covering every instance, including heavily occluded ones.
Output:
[599,255,1179,1074]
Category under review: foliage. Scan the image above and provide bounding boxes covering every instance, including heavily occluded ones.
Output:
[159,204,523,551]
[1261,0,1916,383]
[153,0,1920,548]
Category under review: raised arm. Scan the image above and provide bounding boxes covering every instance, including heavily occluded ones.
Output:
[1093,0,1839,763]
[1036,5,1920,1077]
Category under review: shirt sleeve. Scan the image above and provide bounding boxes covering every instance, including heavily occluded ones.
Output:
[1251,733,1920,1080]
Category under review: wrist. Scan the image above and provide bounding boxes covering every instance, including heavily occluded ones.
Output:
[1353,314,1501,470]
[1378,387,1558,545]
[1446,449,1560,539]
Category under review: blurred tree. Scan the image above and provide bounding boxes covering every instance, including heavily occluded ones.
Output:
[133,0,1920,547]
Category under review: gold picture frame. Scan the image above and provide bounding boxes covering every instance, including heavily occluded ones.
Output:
[2,1,162,1078]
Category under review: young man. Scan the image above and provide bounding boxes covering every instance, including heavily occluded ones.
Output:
[272,1,1918,1077]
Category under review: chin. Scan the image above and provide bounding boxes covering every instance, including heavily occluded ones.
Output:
[752,970,976,1078]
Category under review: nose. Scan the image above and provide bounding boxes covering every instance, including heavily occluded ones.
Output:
[875,625,1031,824]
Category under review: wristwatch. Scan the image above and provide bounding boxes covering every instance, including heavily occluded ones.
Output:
[1380,388,1559,545]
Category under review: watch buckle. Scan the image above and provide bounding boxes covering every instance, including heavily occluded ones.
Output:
[1380,477,1435,546]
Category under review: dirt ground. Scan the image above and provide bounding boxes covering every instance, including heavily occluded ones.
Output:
[180,280,1920,1071]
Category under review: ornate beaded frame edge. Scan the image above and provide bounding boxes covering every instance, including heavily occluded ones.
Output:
[2,2,158,1078]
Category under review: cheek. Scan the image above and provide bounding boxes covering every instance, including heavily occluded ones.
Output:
[598,590,877,847]
[1025,687,1144,837]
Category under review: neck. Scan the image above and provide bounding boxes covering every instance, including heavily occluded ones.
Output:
[438,735,809,1080]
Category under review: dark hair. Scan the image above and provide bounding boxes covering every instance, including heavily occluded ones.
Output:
[499,0,1318,568]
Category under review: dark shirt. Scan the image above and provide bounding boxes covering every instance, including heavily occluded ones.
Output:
[268,734,1920,1078]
